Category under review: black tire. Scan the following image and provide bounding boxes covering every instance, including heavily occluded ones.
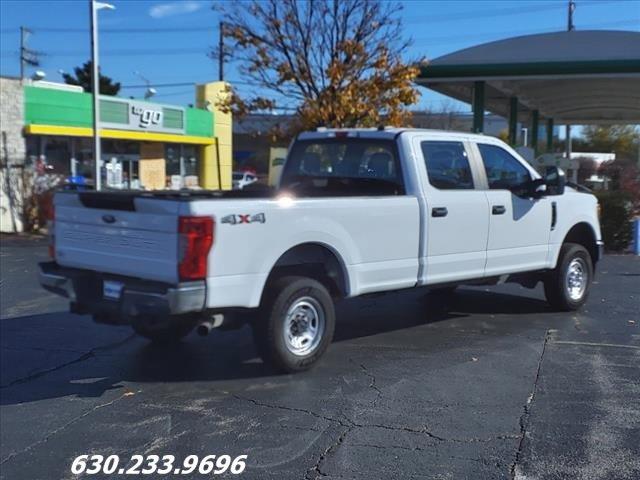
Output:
[252,276,335,373]
[544,243,593,311]
[132,315,197,343]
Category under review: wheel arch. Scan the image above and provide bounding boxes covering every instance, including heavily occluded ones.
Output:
[561,222,599,266]
[264,242,350,299]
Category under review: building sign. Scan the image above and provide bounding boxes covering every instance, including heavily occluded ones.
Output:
[131,105,162,129]
[99,97,185,135]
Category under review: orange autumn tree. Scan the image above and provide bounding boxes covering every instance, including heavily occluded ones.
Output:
[217,0,420,136]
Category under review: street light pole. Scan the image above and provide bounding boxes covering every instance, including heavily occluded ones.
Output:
[89,0,115,191]
[218,21,225,81]
[20,26,25,81]
[567,0,576,32]
[90,0,101,190]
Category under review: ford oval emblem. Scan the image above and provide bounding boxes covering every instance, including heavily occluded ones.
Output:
[102,214,116,224]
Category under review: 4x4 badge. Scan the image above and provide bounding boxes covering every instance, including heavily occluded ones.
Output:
[221,213,266,225]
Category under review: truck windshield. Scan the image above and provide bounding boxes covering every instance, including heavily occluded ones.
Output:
[280,138,404,196]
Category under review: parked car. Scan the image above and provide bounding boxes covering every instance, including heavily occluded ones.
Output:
[40,128,603,372]
[232,171,258,190]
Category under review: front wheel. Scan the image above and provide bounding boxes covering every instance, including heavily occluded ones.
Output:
[252,276,336,373]
[544,243,593,311]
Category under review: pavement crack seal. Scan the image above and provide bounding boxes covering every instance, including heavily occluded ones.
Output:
[231,394,353,428]
[233,392,514,478]
[0,390,137,466]
[360,423,448,442]
[305,426,353,480]
[355,361,383,406]
[0,333,136,389]
[232,394,354,479]
[510,329,550,479]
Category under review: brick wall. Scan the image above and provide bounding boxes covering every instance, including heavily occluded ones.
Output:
[1,76,26,232]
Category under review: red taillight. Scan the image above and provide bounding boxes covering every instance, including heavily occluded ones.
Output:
[178,216,214,281]
[48,205,55,259]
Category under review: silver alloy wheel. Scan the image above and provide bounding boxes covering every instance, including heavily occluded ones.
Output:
[283,296,325,356]
[565,257,588,301]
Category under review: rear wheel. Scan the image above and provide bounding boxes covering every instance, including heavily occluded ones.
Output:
[132,315,197,343]
[544,243,593,311]
[252,276,335,373]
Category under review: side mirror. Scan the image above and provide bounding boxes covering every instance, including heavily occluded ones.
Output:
[510,178,546,199]
[545,166,566,196]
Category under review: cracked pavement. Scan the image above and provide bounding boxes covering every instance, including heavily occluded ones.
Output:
[1,235,639,479]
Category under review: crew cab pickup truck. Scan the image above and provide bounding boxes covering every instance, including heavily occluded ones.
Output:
[40,128,603,372]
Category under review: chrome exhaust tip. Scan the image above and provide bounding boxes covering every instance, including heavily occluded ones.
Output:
[197,321,214,336]
[197,314,224,336]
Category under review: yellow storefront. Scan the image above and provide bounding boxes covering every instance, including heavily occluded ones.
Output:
[23,81,232,190]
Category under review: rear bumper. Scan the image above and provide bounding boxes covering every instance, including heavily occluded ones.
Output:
[39,262,205,323]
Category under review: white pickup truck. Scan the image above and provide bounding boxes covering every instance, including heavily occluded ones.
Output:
[40,128,603,372]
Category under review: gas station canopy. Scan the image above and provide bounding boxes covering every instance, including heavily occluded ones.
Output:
[417,30,640,139]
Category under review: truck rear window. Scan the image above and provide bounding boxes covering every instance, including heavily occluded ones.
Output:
[280,138,404,196]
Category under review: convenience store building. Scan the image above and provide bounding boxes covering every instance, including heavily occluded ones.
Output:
[24,80,231,190]
[1,77,232,231]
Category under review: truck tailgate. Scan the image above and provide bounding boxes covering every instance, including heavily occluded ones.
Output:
[54,192,181,284]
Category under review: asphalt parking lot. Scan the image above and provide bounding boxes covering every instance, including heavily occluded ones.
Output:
[1,234,638,480]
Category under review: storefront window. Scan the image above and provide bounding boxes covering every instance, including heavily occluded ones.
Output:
[165,144,181,176]
[24,136,201,190]
[102,141,141,190]
[25,137,40,167]
[74,138,94,180]
[183,145,198,177]
[43,138,71,175]
[163,144,200,189]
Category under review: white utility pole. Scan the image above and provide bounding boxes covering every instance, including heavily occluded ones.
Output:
[90,0,115,191]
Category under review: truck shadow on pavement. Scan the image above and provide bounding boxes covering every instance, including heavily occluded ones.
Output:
[0,287,553,406]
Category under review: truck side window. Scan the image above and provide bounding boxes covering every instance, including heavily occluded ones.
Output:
[421,141,474,190]
[478,144,531,190]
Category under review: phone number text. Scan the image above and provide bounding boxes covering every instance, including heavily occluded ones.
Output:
[71,454,248,475]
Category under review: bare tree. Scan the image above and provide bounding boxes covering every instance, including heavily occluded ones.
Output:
[217,0,420,135]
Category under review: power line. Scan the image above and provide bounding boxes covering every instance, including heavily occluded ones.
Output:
[1,48,209,58]
[404,0,624,24]
[152,89,195,98]
[122,82,195,89]
[5,17,634,60]
[412,18,640,45]
[406,2,563,23]
[0,26,217,35]
[15,26,217,34]
[1,0,626,37]
[120,80,259,89]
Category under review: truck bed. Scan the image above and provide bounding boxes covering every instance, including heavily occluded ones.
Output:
[74,187,277,211]
[53,188,421,306]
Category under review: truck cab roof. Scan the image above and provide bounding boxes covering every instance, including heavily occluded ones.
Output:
[298,127,494,143]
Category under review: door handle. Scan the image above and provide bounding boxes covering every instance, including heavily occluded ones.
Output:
[432,207,448,217]
[492,205,506,215]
